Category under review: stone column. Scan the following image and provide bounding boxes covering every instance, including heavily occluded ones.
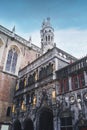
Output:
[57,118,61,130]
[84,71,87,86]
[68,76,72,91]
[53,107,58,130]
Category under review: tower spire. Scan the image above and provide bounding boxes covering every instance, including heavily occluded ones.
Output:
[40,18,54,54]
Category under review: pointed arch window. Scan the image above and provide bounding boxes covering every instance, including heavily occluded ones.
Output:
[46,36,47,41]
[48,35,50,41]
[5,48,18,73]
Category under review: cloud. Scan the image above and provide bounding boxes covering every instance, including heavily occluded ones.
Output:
[22,28,87,58]
[18,30,41,47]
[55,29,87,58]
[0,20,87,58]
[0,19,18,31]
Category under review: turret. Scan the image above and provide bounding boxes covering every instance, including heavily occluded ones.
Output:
[40,18,54,54]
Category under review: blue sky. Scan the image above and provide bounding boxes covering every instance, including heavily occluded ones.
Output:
[0,0,87,58]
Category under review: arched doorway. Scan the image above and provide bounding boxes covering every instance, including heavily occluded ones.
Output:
[23,118,34,130]
[13,119,21,130]
[39,108,53,130]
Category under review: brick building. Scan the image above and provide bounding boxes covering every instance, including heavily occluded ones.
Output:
[0,24,40,129]
[0,18,87,130]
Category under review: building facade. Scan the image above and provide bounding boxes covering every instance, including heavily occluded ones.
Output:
[0,18,87,130]
[0,24,40,128]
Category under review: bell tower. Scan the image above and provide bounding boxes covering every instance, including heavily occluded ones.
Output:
[40,17,54,54]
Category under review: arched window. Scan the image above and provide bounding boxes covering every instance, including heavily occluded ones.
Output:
[48,35,50,41]
[60,116,73,130]
[5,48,18,73]
[46,36,47,41]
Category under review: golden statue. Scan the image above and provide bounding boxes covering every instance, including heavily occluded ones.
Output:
[24,78,26,87]
[12,104,15,113]
[16,82,18,91]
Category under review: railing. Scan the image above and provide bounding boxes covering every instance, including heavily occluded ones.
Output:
[19,47,74,77]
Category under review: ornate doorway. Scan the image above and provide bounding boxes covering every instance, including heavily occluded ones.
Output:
[23,118,34,130]
[38,108,53,130]
[13,120,21,130]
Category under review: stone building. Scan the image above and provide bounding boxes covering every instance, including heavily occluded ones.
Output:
[0,24,40,128]
[0,18,87,130]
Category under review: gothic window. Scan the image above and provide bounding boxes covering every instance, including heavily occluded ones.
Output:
[5,48,18,73]
[71,75,78,90]
[51,36,53,41]
[78,72,85,88]
[59,80,63,94]
[28,74,35,86]
[19,79,24,89]
[63,78,69,93]
[60,116,73,130]
[6,106,11,117]
[59,78,69,94]
[31,92,35,103]
[16,98,20,107]
[46,36,47,41]
[47,63,53,76]
[26,94,30,105]
[48,35,50,41]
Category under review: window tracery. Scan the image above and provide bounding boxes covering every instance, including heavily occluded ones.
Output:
[5,48,18,73]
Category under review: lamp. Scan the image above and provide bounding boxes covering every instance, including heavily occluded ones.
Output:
[33,96,37,105]
[12,104,15,113]
[21,101,26,111]
[52,90,56,99]
[24,78,26,87]
[16,82,18,91]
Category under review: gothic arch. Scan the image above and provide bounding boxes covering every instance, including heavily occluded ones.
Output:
[58,109,74,130]
[4,44,21,75]
[23,118,34,130]
[36,107,54,130]
[13,119,21,130]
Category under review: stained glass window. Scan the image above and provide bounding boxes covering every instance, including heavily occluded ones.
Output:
[5,48,18,73]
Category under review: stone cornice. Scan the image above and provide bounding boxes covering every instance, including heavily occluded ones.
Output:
[0,25,41,53]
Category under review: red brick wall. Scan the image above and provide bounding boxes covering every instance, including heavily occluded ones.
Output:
[0,71,17,122]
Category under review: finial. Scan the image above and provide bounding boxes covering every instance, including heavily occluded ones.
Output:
[47,17,51,26]
[54,43,56,47]
[42,19,46,28]
[12,25,15,33]
[29,36,32,42]
[47,17,50,21]
[29,36,32,47]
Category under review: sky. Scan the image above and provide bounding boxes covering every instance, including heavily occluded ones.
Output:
[0,0,87,58]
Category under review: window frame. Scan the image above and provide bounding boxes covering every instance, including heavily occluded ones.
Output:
[5,48,18,74]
